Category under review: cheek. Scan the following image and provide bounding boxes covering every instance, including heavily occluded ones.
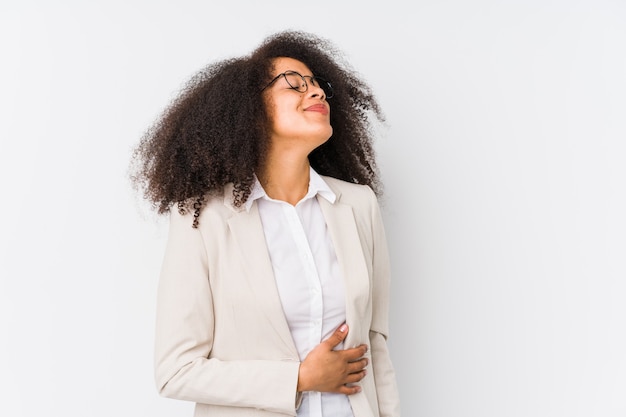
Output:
[269,103,297,129]
[269,114,298,137]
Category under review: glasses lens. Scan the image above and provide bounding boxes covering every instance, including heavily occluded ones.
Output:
[283,72,307,92]
[281,72,334,98]
[314,77,334,99]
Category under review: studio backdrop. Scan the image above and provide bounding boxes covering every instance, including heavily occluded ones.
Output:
[0,1,625,416]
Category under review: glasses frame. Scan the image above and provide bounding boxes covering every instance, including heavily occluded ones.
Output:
[261,70,334,99]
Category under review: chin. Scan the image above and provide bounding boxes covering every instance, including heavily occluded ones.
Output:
[316,129,333,146]
[320,126,333,142]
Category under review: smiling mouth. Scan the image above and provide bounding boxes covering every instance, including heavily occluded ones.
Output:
[305,104,329,115]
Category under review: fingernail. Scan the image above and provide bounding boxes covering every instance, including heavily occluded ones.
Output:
[339,324,347,332]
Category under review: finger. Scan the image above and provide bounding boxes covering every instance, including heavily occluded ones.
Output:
[341,344,368,361]
[322,323,348,349]
[337,384,362,396]
[344,369,367,384]
[346,358,368,374]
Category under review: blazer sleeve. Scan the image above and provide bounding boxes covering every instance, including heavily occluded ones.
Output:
[154,208,301,415]
[367,189,401,417]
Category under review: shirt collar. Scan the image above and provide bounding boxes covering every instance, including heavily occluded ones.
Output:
[244,167,336,212]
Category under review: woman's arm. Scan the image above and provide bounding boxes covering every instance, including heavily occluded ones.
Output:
[154,209,301,415]
[368,189,401,417]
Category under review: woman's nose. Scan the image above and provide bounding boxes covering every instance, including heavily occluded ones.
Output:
[307,82,326,100]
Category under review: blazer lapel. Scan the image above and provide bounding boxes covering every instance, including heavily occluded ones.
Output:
[317,193,370,349]
[226,202,298,357]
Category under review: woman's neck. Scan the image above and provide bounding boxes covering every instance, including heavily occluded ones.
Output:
[258,154,310,206]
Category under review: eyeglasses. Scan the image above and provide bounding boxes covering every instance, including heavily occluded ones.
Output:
[262,70,334,99]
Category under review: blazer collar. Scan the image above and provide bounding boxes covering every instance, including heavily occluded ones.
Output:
[226,203,299,356]
[224,176,369,353]
[317,191,370,349]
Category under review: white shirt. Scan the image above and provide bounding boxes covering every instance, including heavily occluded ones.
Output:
[245,168,354,417]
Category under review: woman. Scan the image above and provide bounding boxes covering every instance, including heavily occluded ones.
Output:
[130,30,400,417]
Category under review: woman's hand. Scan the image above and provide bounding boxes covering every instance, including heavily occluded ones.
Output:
[297,324,368,395]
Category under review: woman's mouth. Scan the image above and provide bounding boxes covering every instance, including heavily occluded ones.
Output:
[305,104,329,115]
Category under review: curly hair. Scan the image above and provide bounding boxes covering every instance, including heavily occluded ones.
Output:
[129,30,385,227]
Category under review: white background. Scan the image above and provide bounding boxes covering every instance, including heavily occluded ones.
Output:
[1,1,625,416]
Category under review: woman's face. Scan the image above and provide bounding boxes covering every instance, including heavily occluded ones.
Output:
[263,57,333,155]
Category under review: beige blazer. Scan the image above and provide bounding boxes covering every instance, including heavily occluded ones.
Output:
[154,176,400,417]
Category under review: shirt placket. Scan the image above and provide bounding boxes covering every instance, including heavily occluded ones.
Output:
[282,203,323,417]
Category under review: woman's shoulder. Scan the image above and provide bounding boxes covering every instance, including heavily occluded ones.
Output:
[169,186,237,226]
[321,175,377,202]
